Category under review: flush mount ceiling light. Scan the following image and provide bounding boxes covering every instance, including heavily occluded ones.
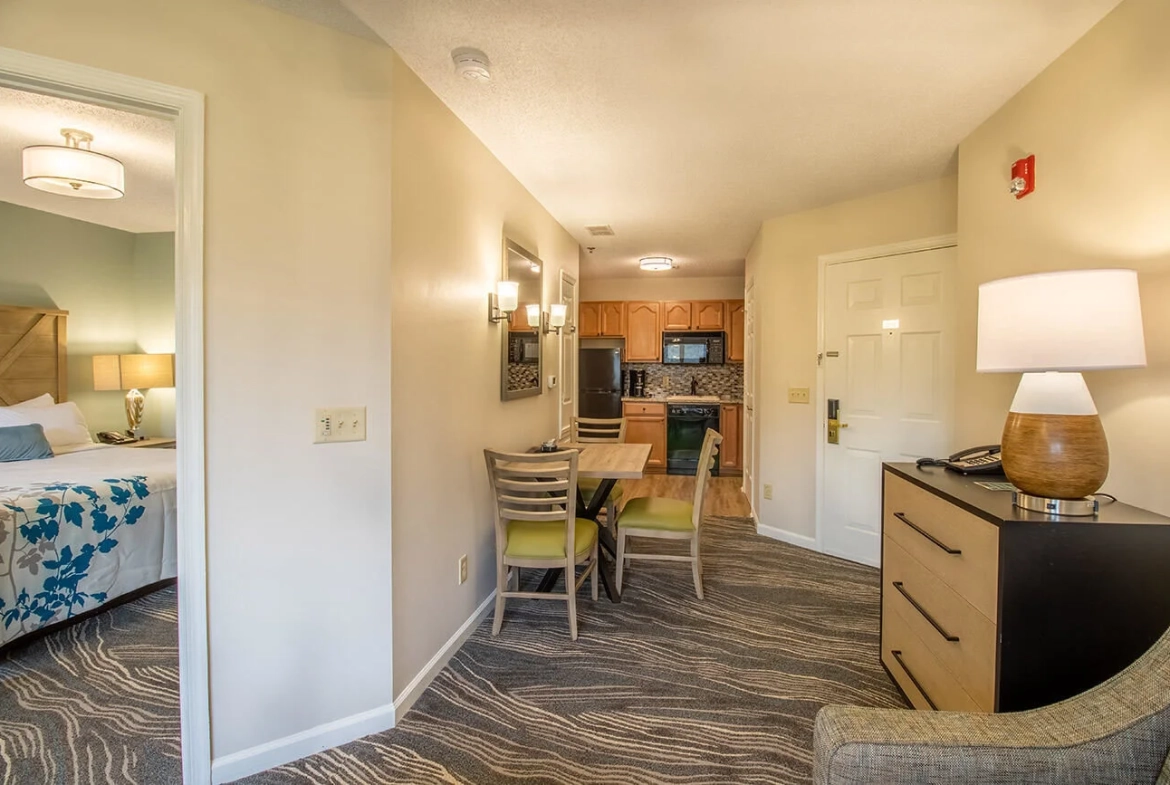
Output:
[639,256,674,272]
[22,128,125,200]
[452,47,491,82]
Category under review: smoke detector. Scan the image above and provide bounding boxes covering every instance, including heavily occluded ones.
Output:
[452,48,491,82]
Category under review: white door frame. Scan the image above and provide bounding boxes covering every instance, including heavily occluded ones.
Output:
[813,234,956,555]
[0,47,210,784]
[559,270,578,440]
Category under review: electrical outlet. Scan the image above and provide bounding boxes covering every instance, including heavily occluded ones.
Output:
[458,554,468,585]
[314,406,367,443]
[763,483,774,500]
[787,387,810,404]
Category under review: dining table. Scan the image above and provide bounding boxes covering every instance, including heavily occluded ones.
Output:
[529,441,651,603]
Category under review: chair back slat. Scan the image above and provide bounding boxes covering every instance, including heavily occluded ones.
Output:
[691,428,723,529]
[484,448,578,548]
[572,416,626,444]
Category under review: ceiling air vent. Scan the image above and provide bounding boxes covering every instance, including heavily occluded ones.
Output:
[585,225,615,237]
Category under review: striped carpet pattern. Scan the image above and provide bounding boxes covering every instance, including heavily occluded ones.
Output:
[0,586,181,785]
[239,516,907,784]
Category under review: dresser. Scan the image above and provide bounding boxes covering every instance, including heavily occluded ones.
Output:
[880,463,1170,713]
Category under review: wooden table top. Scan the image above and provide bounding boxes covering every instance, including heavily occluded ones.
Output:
[503,442,652,480]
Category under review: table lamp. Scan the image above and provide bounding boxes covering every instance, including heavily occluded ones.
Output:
[977,269,1146,515]
[93,353,175,437]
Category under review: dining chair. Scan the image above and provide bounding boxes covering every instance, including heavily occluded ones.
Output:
[572,416,626,525]
[615,427,722,599]
[484,448,600,640]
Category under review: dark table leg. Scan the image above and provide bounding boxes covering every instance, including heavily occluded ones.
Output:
[535,479,622,602]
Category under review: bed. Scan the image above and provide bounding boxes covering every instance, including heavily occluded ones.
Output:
[0,305,178,651]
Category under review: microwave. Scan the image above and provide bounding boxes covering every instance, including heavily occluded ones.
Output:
[663,332,725,365]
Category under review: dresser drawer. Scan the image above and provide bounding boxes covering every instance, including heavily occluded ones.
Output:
[883,473,1000,622]
[623,401,665,417]
[883,536,997,711]
[882,602,982,712]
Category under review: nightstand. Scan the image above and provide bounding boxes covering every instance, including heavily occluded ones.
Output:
[124,437,176,449]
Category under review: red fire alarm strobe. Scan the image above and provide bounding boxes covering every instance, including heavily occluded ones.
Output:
[1010,155,1035,199]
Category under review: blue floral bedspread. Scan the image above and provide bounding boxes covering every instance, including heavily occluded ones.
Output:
[0,448,177,648]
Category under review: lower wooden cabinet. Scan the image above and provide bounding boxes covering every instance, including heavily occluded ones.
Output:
[623,401,665,472]
[719,404,742,473]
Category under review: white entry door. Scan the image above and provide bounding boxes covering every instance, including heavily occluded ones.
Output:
[743,279,756,514]
[821,245,956,566]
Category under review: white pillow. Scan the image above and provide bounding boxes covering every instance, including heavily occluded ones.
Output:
[19,402,94,448]
[10,393,55,409]
[0,408,32,428]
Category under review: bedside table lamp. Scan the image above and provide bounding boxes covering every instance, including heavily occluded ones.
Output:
[93,353,175,437]
[977,269,1146,515]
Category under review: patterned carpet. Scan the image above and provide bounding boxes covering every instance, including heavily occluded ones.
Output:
[240,516,906,784]
[0,586,181,784]
[0,517,906,784]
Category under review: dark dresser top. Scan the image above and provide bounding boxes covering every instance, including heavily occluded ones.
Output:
[884,462,1170,527]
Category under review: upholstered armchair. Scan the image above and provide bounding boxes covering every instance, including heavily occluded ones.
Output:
[813,625,1170,785]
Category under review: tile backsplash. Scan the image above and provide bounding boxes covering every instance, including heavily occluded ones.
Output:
[623,363,743,400]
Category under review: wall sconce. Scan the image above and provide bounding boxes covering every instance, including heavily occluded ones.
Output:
[543,303,568,335]
[526,303,541,328]
[488,280,519,323]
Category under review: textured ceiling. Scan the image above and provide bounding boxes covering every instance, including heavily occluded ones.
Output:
[0,86,174,233]
[339,0,1120,279]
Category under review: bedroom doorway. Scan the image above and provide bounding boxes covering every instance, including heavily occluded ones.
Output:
[0,48,208,784]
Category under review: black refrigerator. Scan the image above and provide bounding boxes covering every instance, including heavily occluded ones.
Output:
[579,348,622,419]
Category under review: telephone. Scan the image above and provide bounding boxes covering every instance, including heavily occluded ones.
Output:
[917,445,1003,475]
[97,431,138,445]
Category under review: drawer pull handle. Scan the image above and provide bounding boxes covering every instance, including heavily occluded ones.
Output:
[893,512,961,555]
[892,581,960,642]
[891,649,938,710]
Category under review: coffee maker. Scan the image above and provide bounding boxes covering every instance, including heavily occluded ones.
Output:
[626,369,647,398]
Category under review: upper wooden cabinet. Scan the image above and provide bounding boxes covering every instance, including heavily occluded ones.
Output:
[662,301,693,331]
[728,300,745,362]
[625,301,661,362]
[579,302,601,337]
[600,302,625,336]
[662,300,726,331]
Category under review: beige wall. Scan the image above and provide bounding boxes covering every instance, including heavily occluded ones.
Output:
[579,275,745,301]
[390,56,579,694]
[0,0,396,762]
[0,201,175,436]
[955,0,1170,515]
[745,177,958,539]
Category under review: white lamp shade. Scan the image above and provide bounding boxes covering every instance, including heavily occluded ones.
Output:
[23,145,125,199]
[549,303,567,327]
[525,304,541,328]
[496,280,519,312]
[977,269,1146,372]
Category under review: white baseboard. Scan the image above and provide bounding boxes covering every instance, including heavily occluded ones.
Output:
[392,588,496,719]
[211,701,396,784]
[756,521,818,552]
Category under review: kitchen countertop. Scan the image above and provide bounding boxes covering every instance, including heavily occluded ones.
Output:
[622,395,743,404]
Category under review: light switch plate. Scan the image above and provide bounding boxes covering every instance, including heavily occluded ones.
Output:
[787,387,810,404]
[763,483,774,500]
[314,406,367,443]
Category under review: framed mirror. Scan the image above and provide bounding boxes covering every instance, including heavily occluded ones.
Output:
[501,239,543,401]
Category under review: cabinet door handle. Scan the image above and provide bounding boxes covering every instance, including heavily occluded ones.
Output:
[892,581,960,642]
[890,650,938,710]
[893,512,961,555]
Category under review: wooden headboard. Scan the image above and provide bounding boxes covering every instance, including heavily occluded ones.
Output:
[0,305,68,405]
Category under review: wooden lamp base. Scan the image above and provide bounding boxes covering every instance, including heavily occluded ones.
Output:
[1001,412,1109,500]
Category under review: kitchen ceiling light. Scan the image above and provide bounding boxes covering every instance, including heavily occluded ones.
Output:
[452,48,491,82]
[639,256,673,272]
[22,128,125,200]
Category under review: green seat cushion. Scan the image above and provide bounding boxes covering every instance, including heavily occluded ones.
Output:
[617,496,695,532]
[579,478,623,502]
[505,518,598,559]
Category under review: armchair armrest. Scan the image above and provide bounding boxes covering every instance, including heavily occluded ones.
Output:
[813,697,1169,785]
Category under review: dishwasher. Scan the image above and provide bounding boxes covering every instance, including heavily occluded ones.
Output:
[666,403,721,476]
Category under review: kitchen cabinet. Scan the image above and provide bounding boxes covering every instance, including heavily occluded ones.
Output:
[728,300,745,362]
[600,302,625,336]
[579,302,601,337]
[662,301,693,331]
[624,301,661,362]
[720,403,742,473]
[623,401,666,471]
